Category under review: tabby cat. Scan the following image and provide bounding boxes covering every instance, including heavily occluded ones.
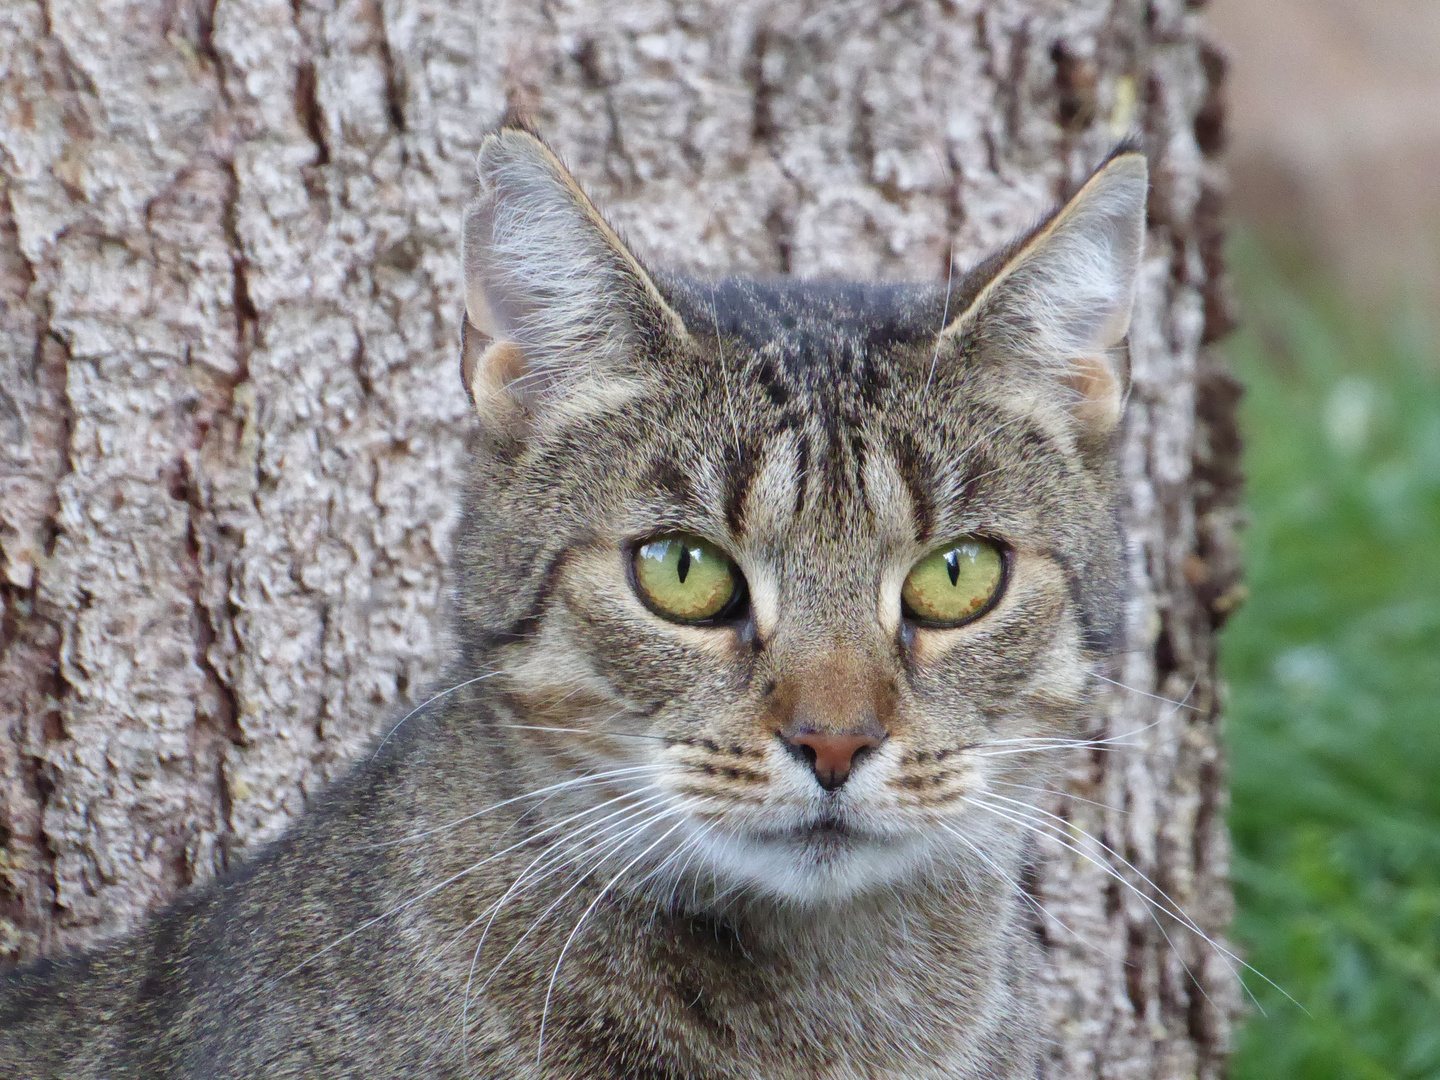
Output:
[0,122,1147,1078]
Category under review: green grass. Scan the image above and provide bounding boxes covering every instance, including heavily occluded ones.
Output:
[1223,240,1440,1079]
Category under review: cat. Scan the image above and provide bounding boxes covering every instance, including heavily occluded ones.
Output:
[0,120,1147,1079]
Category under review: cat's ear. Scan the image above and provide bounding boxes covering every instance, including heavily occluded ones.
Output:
[460,124,690,428]
[940,149,1148,436]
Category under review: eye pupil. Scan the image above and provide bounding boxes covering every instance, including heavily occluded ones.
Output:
[900,537,1005,627]
[632,533,744,623]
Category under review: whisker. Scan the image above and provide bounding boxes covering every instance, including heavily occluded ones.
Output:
[950,807,1210,999]
[959,793,1298,1012]
[486,803,687,981]
[925,243,957,392]
[972,673,1204,759]
[975,734,1120,748]
[536,807,702,1064]
[969,717,1203,756]
[664,821,716,913]
[935,821,1120,961]
[976,708,1187,753]
[363,765,670,849]
[971,740,1135,758]
[961,794,1231,1009]
[957,411,1036,472]
[470,792,677,962]
[429,789,673,970]
[1086,670,1200,713]
[541,682,593,710]
[274,784,668,984]
[371,669,509,759]
[950,462,1006,489]
[463,801,698,1061]
[1079,675,1203,750]
[488,722,673,744]
[987,779,1127,815]
[454,796,681,1059]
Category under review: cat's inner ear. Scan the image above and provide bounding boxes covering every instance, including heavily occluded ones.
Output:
[461,126,690,425]
[940,150,1148,436]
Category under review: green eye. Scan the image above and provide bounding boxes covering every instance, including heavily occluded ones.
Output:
[632,534,742,623]
[901,538,1006,626]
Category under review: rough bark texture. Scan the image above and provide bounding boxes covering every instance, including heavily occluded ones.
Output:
[0,0,1242,1074]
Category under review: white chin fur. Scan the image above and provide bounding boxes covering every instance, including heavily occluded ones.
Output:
[691,824,936,905]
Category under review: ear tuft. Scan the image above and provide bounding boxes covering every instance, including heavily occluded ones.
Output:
[943,149,1148,436]
[496,103,540,137]
[461,127,688,426]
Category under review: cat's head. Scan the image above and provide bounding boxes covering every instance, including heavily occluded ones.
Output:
[453,124,1146,905]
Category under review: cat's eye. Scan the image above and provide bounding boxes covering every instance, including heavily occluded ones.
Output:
[901,538,1006,627]
[631,533,744,623]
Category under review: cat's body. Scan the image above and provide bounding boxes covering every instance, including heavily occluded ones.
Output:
[0,124,1148,1079]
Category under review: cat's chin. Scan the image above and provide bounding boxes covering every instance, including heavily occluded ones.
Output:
[690,817,935,906]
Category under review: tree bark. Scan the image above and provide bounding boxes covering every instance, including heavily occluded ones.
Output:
[0,0,1242,1074]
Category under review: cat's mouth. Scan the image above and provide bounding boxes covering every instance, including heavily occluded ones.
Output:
[794,817,853,843]
[780,808,870,848]
[727,806,864,847]
[690,799,936,902]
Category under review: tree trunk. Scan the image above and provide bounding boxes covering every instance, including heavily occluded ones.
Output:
[0,0,1242,1074]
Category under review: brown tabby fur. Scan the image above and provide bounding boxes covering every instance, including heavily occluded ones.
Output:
[0,122,1148,1078]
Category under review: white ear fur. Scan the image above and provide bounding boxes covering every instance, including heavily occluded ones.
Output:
[461,128,689,419]
[943,151,1148,434]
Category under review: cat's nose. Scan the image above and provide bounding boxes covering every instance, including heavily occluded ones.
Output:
[783,731,884,791]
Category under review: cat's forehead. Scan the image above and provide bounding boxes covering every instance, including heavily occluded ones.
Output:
[660,276,953,397]
[629,276,1031,540]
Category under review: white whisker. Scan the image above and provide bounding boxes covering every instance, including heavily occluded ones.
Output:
[275,783,669,984]
[536,805,703,1064]
[964,794,1225,1006]
[935,821,1118,961]
[489,722,672,743]
[371,670,509,759]
[366,765,668,849]
[925,243,957,392]
[1087,670,1200,713]
[461,801,694,1059]
[988,779,1126,815]
[972,740,1133,758]
[959,792,1296,1012]
[432,789,673,970]
[455,794,683,1060]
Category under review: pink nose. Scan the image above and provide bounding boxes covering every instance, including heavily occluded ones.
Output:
[784,732,884,791]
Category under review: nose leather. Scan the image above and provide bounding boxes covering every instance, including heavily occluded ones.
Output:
[785,731,884,791]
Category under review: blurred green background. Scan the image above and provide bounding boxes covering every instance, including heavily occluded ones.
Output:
[1222,241,1440,1078]
[1204,3,1440,1073]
